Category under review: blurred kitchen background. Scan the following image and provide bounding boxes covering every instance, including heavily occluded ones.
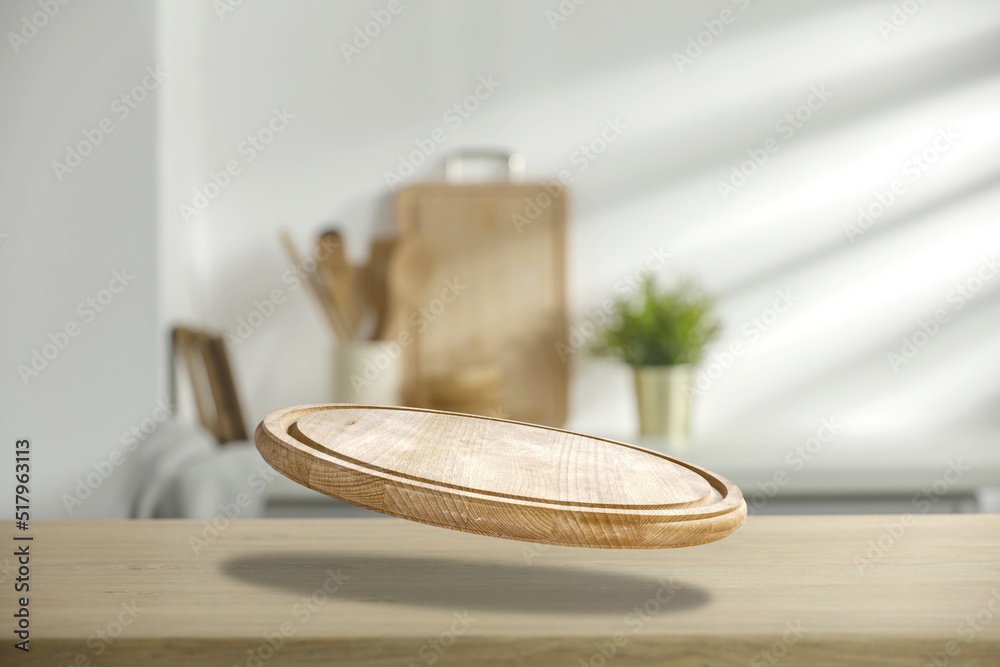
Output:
[2,0,999,521]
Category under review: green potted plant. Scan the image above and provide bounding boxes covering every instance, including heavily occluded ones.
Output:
[594,275,721,439]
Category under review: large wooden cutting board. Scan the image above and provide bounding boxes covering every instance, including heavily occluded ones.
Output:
[255,404,747,548]
[392,182,568,427]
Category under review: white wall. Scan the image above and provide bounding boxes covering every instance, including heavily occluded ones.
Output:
[0,0,159,518]
[166,0,1000,440]
[4,0,999,519]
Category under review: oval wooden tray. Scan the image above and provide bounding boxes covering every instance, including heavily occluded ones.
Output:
[255,404,746,549]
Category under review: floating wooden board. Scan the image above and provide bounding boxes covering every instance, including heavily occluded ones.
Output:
[392,183,569,426]
[255,404,746,548]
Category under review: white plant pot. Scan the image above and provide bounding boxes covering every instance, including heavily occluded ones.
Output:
[633,363,693,440]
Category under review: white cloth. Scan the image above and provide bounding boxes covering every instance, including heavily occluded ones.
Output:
[126,419,268,519]
[977,487,1000,513]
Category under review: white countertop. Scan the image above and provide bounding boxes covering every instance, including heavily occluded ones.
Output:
[626,429,1000,496]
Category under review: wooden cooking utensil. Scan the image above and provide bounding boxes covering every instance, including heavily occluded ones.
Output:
[279,230,351,343]
[255,404,747,549]
[316,230,362,338]
[364,237,397,341]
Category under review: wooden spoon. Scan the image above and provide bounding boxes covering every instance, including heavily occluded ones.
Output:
[364,237,397,341]
[317,229,362,338]
[279,230,350,342]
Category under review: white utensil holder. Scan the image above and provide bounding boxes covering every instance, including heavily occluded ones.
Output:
[333,341,403,405]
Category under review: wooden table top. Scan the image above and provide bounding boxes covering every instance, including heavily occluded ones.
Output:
[5,515,1000,666]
